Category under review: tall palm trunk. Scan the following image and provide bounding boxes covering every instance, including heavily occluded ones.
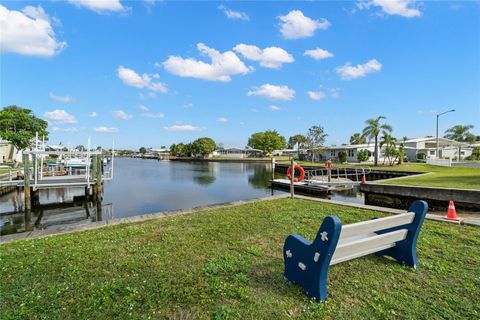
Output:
[374,135,378,166]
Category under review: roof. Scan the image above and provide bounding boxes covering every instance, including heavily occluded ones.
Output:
[273,149,297,152]
[320,144,372,150]
[404,137,468,146]
[216,148,262,152]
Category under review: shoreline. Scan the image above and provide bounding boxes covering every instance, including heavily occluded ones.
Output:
[2,193,478,245]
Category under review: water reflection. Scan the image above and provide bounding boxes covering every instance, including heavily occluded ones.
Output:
[1,159,282,234]
[0,159,365,235]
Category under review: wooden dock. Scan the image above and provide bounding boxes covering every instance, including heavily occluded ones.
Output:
[271,179,358,195]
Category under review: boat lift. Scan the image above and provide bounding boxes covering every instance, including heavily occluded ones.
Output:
[0,136,115,191]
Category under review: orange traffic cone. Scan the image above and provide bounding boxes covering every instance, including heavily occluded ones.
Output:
[361,175,366,184]
[444,201,460,221]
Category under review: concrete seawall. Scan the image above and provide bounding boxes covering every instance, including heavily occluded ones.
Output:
[360,183,480,210]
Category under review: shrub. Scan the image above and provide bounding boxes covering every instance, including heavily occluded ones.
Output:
[471,147,480,160]
[338,151,347,163]
[417,152,426,161]
[357,149,369,162]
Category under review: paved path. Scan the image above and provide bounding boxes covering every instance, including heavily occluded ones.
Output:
[453,162,480,168]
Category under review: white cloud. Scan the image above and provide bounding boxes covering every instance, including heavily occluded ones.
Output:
[44,109,77,124]
[304,48,334,61]
[183,103,193,109]
[233,44,294,69]
[357,0,421,18]
[251,108,258,113]
[162,43,252,82]
[117,66,168,93]
[68,0,125,13]
[217,117,228,123]
[137,104,149,111]
[49,93,74,104]
[94,126,118,133]
[278,10,331,40]
[307,91,326,100]
[113,110,133,120]
[218,5,249,21]
[330,88,341,98]
[336,59,382,80]
[0,5,66,57]
[52,127,78,133]
[163,125,205,132]
[247,84,295,101]
[90,112,97,117]
[141,112,164,119]
[268,105,281,112]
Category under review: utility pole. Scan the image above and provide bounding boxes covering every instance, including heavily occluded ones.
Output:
[436,109,455,159]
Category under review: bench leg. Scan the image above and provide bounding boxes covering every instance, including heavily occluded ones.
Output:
[376,240,418,268]
[283,216,341,302]
[376,200,428,269]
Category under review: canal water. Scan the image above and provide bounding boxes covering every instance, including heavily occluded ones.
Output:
[0,158,363,235]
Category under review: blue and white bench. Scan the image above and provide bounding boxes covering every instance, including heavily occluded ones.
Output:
[283,200,428,302]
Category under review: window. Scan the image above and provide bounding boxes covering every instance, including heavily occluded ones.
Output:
[430,150,435,155]
[348,149,354,157]
[330,150,336,156]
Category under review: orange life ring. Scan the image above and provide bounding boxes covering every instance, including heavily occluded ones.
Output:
[287,165,305,182]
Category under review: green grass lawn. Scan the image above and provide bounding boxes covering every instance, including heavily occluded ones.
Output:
[1,199,478,319]
[279,162,480,190]
[380,165,480,190]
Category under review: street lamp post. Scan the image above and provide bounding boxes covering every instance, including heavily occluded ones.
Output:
[436,109,455,159]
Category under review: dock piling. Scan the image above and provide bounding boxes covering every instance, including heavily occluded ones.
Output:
[290,157,295,199]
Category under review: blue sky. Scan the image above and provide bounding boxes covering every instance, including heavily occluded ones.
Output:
[1,0,479,149]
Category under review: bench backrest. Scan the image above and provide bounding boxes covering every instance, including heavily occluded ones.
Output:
[339,212,415,240]
[330,212,415,265]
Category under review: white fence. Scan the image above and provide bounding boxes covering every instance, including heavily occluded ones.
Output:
[426,158,452,167]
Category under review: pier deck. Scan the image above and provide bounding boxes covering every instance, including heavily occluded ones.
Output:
[271,179,358,194]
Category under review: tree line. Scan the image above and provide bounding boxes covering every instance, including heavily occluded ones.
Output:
[1,105,478,163]
[170,137,216,158]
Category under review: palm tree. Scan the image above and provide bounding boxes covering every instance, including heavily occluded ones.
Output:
[380,132,397,165]
[288,134,307,158]
[350,133,366,145]
[444,124,475,161]
[362,116,393,166]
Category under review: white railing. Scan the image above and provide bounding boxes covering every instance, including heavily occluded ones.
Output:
[303,167,371,185]
[426,158,452,167]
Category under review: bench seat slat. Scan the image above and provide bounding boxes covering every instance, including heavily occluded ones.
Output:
[339,212,414,240]
[330,229,408,265]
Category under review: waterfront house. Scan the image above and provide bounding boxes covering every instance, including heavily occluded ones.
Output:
[272,149,301,157]
[402,137,472,160]
[213,147,263,158]
[150,148,170,158]
[310,137,472,163]
[0,140,16,163]
[310,144,380,163]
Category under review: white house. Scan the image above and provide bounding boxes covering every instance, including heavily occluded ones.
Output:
[0,140,17,163]
[272,149,299,157]
[309,137,473,163]
[310,144,380,163]
[402,137,472,160]
[213,147,263,158]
